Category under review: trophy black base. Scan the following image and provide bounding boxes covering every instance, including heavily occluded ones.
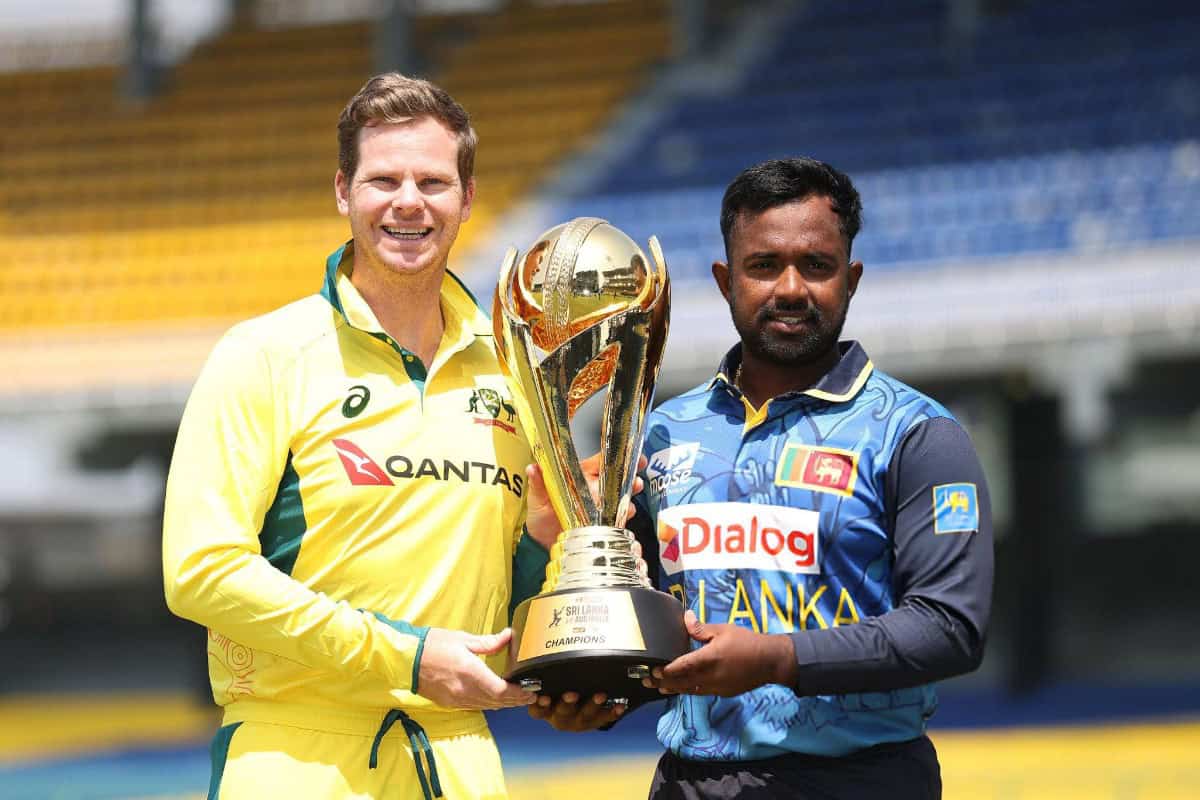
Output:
[507,585,688,705]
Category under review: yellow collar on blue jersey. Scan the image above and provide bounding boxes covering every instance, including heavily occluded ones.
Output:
[711,340,875,404]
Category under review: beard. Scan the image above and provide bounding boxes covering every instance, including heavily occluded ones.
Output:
[731,293,849,366]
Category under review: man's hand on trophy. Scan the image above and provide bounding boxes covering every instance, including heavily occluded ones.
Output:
[527,690,626,731]
[416,627,538,710]
[522,452,649,551]
[522,463,560,550]
[641,610,799,698]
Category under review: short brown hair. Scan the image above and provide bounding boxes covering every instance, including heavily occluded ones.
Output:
[337,72,477,185]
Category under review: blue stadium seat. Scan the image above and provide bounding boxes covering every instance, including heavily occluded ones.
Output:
[551,0,1199,271]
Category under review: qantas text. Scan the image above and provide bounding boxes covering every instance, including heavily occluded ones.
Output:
[386,455,524,497]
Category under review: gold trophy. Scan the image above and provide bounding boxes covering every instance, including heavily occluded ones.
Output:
[493,217,687,703]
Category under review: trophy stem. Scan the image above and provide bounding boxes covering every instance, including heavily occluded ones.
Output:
[543,525,647,592]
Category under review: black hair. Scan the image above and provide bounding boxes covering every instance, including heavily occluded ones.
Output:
[720,157,863,259]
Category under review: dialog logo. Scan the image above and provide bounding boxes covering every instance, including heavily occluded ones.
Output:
[657,518,683,573]
[656,502,820,576]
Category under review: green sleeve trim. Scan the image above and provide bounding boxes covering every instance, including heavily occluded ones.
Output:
[259,452,306,576]
[207,721,243,800]
[510,529,551,621]
[372,611,430,694]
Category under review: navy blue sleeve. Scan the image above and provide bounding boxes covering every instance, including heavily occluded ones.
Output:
[628,479,660,588]
[787,416,994,695]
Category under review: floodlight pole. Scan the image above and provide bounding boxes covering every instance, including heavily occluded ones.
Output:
[124,0,162,101]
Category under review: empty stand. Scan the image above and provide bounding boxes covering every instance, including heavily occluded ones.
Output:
[559,0,1200,283]
[0,2,671,343]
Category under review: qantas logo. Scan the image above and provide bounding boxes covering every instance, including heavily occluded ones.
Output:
[657,502,819,576]
[332,439,393,486]
[330,438,524,497]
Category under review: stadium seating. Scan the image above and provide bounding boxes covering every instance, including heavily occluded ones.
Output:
[555,0,1200,282]
[0,3,671,333]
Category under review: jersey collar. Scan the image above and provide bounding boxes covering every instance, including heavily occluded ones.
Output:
[319,241,494,352]
[711,340,874,404]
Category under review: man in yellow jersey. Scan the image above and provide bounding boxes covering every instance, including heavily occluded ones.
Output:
[163,73,567,800]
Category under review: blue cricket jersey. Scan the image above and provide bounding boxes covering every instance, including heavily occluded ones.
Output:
[632,341,993,760]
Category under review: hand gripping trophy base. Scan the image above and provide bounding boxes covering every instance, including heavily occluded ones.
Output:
[507,565,689,704]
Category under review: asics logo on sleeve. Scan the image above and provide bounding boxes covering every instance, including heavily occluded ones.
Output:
[657,502,819,576]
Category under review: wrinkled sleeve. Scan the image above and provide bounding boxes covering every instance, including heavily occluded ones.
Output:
[787,416,994,695]
[162,329,427,693]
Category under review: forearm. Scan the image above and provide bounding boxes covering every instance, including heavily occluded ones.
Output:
[165,543,425,691]
[786,596,983,696]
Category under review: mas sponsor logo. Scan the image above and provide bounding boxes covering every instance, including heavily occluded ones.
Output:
[646,443,700,494]
[657,502,819,576]
[331,438,523,496]
[468,387,517,434]
[933,482,979,534]
[775,444,858,496]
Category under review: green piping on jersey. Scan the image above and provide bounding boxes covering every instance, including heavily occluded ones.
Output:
[510,531,551,620]
[320,244,347,315]
[395,350,428,394]
[259,453,306,576]
[320,243,429,392]
[207,721,243,800]
[373,611,430,692]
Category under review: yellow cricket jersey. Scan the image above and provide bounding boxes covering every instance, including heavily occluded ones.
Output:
[163,243,534,726]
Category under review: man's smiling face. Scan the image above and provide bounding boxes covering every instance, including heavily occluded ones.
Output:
[335,116,474,281]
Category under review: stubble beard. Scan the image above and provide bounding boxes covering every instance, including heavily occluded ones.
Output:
[731,292,849,367]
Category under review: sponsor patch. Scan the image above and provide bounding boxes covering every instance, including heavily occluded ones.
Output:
[775,444,858,496]
[332,439,524,496]
[933,483,979,534]
[646,443,700,494]
[657,502,819,576]
[332,438,393,486]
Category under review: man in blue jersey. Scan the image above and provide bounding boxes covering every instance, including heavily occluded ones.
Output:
[533,157,993,798]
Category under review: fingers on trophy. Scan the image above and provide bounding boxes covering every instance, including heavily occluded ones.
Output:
[493,217,688,706]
